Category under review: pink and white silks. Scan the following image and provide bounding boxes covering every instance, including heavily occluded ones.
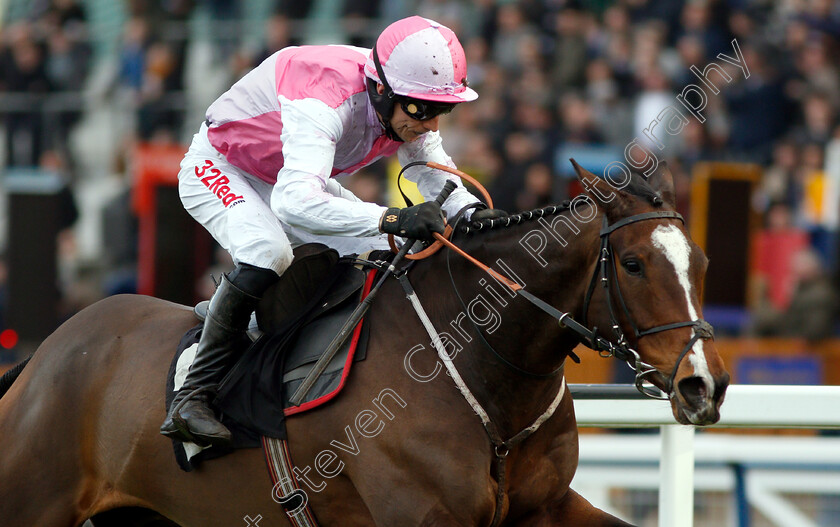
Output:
[177,43,479,276]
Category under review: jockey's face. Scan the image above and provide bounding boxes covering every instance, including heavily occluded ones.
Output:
[375,84,447,142]
[389,103,442,142]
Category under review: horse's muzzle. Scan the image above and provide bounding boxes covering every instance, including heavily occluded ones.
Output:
[672,372,729,425]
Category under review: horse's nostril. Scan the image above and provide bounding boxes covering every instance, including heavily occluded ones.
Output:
[714,372,731,401]
[678,376,708,405]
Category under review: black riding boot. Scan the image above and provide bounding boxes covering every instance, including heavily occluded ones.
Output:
[161,265,276,446]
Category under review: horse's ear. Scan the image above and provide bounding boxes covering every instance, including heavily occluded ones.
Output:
[569,158,632,216]
[647,162,677,208]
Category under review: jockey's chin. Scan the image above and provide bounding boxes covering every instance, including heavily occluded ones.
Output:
[398,128,428,142]
[389,106,441,143]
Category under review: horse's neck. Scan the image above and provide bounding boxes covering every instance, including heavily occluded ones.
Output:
[415,211,601,435]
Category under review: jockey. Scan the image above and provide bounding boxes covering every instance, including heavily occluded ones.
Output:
[161,16,505,446]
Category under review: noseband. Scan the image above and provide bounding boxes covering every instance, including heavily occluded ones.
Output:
[581,211,715,399]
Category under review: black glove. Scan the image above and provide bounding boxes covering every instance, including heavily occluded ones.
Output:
[380,202,446,241]
[471,208,508,221]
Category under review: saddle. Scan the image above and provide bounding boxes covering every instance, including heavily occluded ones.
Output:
[194,244,367,343]
[166,243,379,469]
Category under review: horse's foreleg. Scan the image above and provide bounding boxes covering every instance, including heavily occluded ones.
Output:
[511,489,635,527]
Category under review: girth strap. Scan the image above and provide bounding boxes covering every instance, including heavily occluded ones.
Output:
[262,437,319,526]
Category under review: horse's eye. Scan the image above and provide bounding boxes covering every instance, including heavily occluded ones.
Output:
[622,259,643,276]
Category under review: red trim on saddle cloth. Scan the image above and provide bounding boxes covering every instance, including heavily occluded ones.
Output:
[283,269,377,417]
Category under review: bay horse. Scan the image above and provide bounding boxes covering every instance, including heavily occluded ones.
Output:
[0,161,728,526]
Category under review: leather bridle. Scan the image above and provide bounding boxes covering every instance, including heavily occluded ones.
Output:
[388,161,715,400]
[580,211,715,399]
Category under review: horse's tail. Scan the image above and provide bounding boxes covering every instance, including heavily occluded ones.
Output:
[0,356,31,400]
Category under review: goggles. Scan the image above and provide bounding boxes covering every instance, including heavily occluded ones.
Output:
[398,97,456,121]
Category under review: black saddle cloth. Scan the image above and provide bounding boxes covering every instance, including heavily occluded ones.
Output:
[215,254,369,437]
[165,244,377,470]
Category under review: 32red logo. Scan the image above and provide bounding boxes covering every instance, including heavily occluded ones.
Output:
[195,159,244,207]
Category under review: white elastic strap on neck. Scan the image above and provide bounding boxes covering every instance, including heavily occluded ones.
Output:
[402,279,565,444]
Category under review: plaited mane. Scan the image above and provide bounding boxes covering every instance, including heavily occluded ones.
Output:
[462,172,663,234]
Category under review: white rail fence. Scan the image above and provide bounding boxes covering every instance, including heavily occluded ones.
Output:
[569,385,840,527]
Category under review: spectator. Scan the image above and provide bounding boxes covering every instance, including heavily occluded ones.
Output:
[342,0,382,47]
[750,247,839,341]
[585,57,632,146]
[137,41,184,140]
[676,0,729,57]
[463,37,490,88]
[671,34,707,86]
[624,0,685,44]
[44,25,90,91]
[249,14,296,67]
[631,21,668,79]
[451,130,502,188]
[724,44,793,161]
[42,14,90,162]
[416,0,471,38]
[515,162,555,210]
[510,100,552,161]
[552,92,604,147]
[602,32,635,97]
[118,17,149,93]
[491,131,542,212]
[633,66,677,152]
[789,38,840,107]
[678,118,721,167]
[754,140,799,211]
[549,6,589,91]
[796,0,840,39]
[491,3,541,74]
[727,9,757,44]
[751,201,810,311]
[591,4,632,59]
[40,0,90,91]
[1,22,53,167]
[790,91,836,146]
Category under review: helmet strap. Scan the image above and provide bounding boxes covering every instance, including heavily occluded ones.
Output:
[373,43,394,99]
[367,44,403,142]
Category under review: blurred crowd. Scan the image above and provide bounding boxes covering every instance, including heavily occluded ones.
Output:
[0,0,91,167]
[1,0,840,345]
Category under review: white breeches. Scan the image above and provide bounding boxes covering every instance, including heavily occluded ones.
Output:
[177,123,391,275]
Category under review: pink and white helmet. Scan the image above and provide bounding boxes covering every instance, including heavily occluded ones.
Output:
[365,16,478,103]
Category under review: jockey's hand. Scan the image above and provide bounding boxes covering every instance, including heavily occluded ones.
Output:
[471,208,508,221]
[380,202,446,241]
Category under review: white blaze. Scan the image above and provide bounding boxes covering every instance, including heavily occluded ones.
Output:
[650,225,713,387]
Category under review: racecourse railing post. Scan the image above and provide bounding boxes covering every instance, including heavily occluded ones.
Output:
[659,424,695,527]
[732,462,750,527]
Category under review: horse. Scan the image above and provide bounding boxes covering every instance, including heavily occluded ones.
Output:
[0,161,729,526]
